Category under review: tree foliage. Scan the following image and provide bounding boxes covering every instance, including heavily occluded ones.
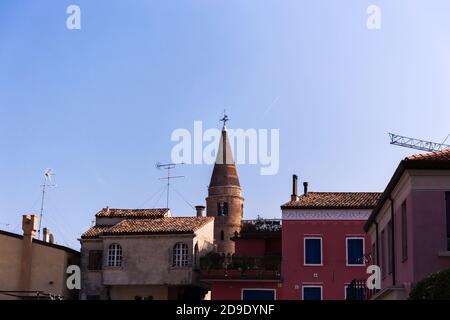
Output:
[409,268,450,300]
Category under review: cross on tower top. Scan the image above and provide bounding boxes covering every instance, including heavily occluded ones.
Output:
[220,110,229,129]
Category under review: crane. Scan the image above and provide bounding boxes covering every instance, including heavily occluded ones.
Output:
[388,133,450,152]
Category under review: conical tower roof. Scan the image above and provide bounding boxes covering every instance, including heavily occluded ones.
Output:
[209,128,240,188]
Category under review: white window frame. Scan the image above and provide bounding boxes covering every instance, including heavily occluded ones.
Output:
[241,288,277,300]
[107,243,122,267]
[173,242,189,267]
[346,237,365,266]
[302,285,323,300]
[304,237,323,266]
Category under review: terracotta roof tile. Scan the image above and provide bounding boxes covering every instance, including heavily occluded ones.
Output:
[405,148,450,161]
[105,217,213,235]
[81,217,213,238]
[95,208,169,218]
[281,192,382,209]
[81,225,113,238]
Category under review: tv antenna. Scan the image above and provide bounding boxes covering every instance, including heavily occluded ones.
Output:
[38,169,56,240]
[388,133,450,152]
[156,162,184,208]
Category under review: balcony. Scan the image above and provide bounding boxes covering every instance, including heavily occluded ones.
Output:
[199,253,281,280]
[346,279,379,300]
[240,218,281,234]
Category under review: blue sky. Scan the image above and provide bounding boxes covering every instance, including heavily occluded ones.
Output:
[1,1,450,249]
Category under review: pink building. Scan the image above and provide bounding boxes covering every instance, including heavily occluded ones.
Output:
[281,175,381,300]
[364,149,450,300]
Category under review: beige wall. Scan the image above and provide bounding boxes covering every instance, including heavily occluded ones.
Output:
[101,234,200,286]
[0,234,23,296]
[0,233,79,300]
[29,243,78,299]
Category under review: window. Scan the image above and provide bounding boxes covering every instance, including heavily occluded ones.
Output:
[346,237,365,265]
[401,202,408,261]
[223,202,229,216]
[107,244,122,267]
[242,289,275,300]
[220,230,225,241]
[387,221,393,274]
[304,237,322,265]
[302,286,322,300]
[381,230,386,279]
[446,192,450,251]
[173,242,189,267]
[217,202,228,216]
[88,250,103,270]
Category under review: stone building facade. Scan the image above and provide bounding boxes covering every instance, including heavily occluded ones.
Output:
[79,208,214,300]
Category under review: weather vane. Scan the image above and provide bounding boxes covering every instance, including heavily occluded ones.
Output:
[220,110,229,129]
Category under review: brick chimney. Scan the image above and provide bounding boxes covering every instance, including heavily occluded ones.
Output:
[291,174,299,201]
[195,205,206,217]
[19,215,38,291]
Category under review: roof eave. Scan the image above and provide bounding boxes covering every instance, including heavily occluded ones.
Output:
[281,205,376,210]
[364,159,450,232]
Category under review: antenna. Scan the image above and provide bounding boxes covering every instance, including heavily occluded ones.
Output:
[388,133,450,152]
[38,169,56,240]
[156,163,184,208]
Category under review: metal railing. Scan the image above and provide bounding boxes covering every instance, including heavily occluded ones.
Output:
[200,255,281,271]
[240,218,282,233]
[346,279,379,300]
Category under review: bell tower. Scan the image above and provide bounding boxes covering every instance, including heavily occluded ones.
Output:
[206,113,244,254]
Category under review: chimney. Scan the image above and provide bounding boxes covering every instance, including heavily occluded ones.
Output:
[19,215,38,291]
[195,205,206,217]
[291,174,299,201]
[303,182,309,196]
[43,227,50,243]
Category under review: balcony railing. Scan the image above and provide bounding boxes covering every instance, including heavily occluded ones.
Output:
[240,218,281,233]
[199,254,281,280]
[346,279,379,300]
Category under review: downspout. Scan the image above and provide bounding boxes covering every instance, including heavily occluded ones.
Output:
[374,221,380,266]
[389,196,396,286]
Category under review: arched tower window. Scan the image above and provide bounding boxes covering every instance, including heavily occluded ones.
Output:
[217,202,229,216]
[223,202,229,216]
[173,242,189,267]
[108,244,122,267]
[220,230,225,241]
